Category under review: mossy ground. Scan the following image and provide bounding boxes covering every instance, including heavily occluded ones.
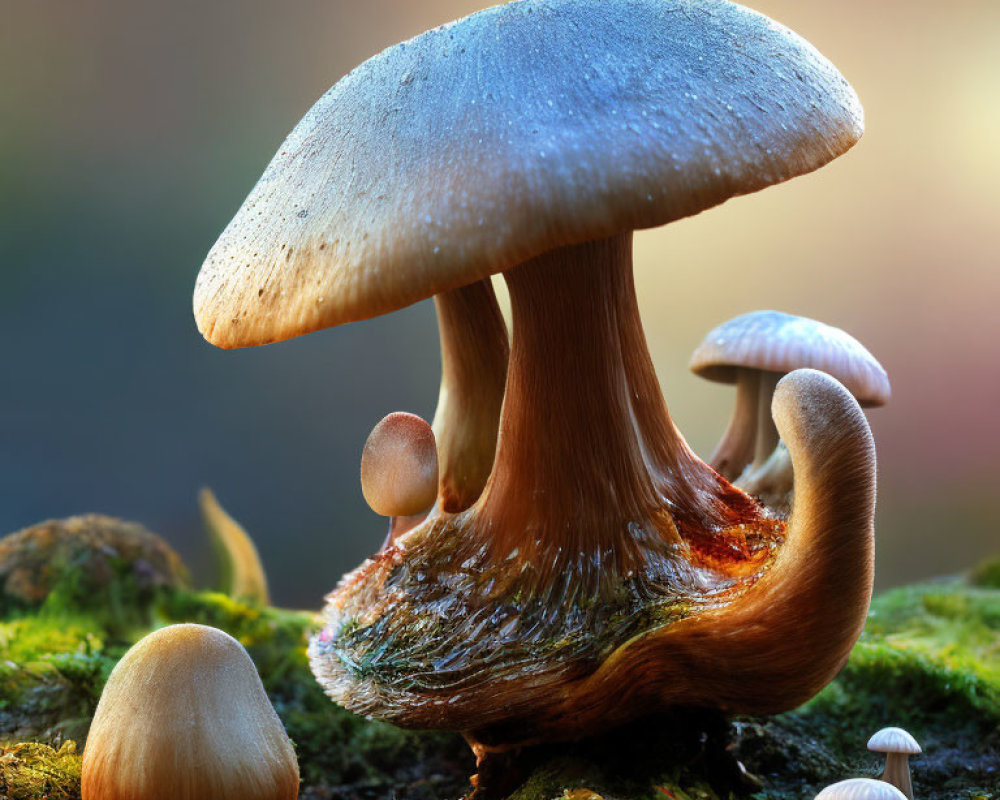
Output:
[1,554,997,800]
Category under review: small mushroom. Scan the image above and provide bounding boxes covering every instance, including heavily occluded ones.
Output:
[81,623,299,800]
[868,727,921,799]
[361,412,439,546]
[199,488,270,603]
[816,778,907,800]
[196,0,871,751]
[690,311,890,506]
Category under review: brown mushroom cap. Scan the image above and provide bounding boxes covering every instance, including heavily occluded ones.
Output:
[690,311,890,407]
[361,412,439,518]
[195,0,862,349]
[82,624,299,800]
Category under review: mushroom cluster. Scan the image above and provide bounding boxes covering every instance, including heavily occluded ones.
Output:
[194,0,877,754]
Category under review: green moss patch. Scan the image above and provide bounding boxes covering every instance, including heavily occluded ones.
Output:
[0,560,996,800]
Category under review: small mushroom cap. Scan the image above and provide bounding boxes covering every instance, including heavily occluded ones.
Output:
[195,0,863,348]
[690,311,890,407]
[82,623,299,800]
[816,778,908,800]
[361,412,439,518]
[867,726,922,754]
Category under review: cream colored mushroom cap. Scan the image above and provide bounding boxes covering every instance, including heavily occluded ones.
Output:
[690,311,890,407]
[194,0,864,349]
[867,726,922,754]
[815,778,908,800]
[82,623,299,800]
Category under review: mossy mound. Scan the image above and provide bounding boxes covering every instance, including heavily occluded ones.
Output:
[0,515,189,626]
[0,554,996,800]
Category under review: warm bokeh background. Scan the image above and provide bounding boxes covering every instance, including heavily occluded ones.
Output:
[2,0,997,607]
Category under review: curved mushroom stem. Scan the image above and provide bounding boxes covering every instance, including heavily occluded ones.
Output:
[477,234,763,572]
[710,369,760,480]
[736,440,794,514]
[199,488,270,604]
[432,281,510,513]
[669,369,875,711]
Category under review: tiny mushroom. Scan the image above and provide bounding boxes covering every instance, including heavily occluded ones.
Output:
[690,310,890,504]
[195,0,874,755]
[82,623,299,800]
[868,727,922,800]
[816,778,908,800]
[360,411,439,545]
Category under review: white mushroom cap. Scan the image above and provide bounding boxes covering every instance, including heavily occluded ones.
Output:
[816,778,908,800]
[690,311,890,407]
[868,726,922,754]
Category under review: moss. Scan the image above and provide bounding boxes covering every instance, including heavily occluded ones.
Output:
[971,553,1000,589]
[0,741,82,800]
[0,559,997,800]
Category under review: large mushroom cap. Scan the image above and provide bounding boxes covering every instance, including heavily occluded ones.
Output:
[195,0,863,348]
[690,310,890,406]
[868,726,922,755]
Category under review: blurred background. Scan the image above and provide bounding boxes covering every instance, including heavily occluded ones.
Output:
[1,0,997,608]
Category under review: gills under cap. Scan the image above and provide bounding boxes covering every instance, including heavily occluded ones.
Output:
[195,0,863,349]
[690,311,890,407]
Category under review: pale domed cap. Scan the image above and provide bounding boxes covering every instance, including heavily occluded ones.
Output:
[867,726,922,754]
[816,778,908,800]
[195,0,863,348]
[690,311,890,407]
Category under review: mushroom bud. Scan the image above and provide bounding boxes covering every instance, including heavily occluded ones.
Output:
[867,727,921,800]
[361,412,439,545]
[82,623,299,800]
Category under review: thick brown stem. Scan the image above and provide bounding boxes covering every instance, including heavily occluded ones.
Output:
[709,370,760,480]
[432,281,509,513]
[479,235,665,566]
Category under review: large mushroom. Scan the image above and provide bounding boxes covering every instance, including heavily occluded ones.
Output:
[195,0,873,754]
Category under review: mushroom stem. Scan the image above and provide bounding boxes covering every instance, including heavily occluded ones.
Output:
[432,281,510,512]
[752,370,782,468]
[478,234,759,570]
[709,369,760,480]
[882,753,913,800]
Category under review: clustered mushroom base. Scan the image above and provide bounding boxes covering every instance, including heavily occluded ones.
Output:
[309,235,815,750]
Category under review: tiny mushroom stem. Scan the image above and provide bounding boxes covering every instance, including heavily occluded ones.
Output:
[709,368,760,480]
[360,412,439,545]
[432,280,509,513]
[752,371,783,468]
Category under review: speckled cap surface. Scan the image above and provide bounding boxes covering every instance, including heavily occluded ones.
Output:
[690,311,890,406]
[195,0,864,348]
